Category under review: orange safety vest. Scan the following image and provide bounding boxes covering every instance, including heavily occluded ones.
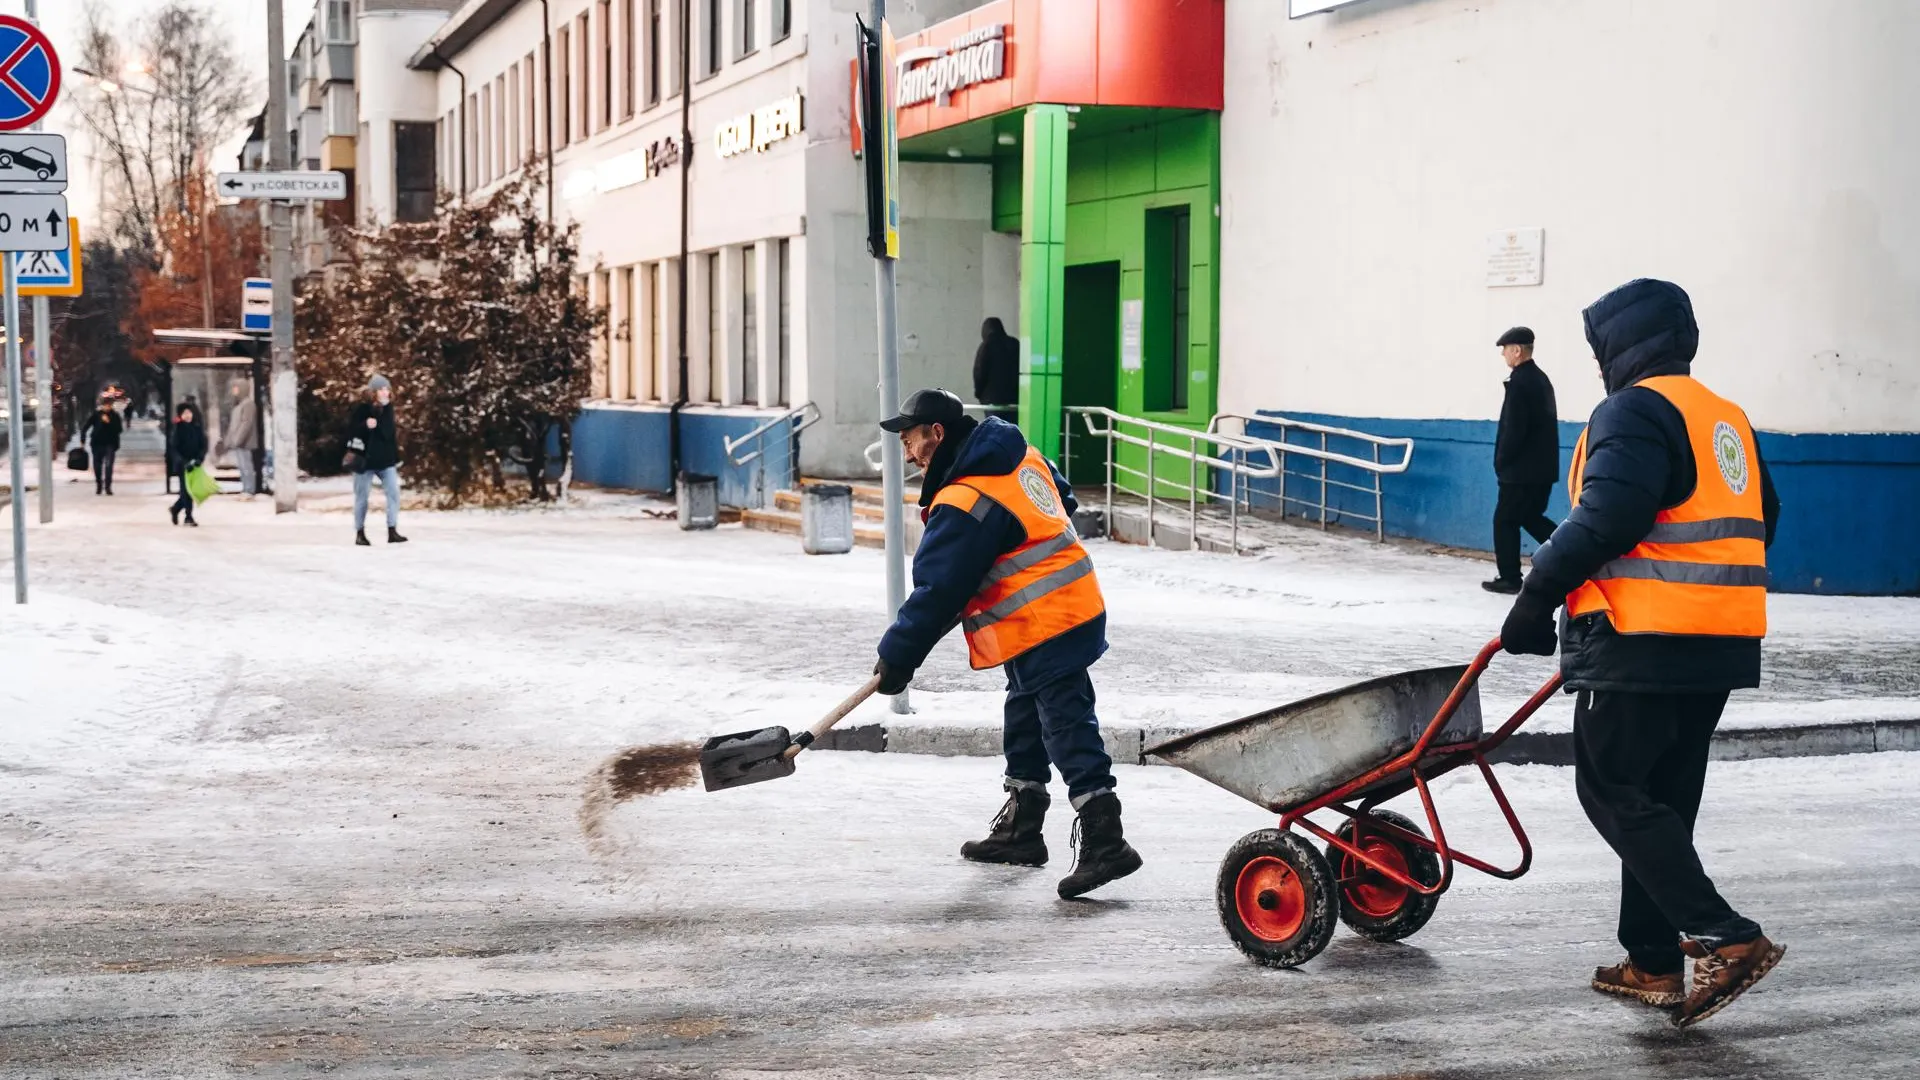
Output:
[1565,375,1768,638]
[929,447,1106,669]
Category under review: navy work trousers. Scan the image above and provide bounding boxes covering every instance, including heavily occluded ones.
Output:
[1002,666,1115,804]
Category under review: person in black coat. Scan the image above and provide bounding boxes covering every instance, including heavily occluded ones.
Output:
[972,317,1019,422]
[1501,278,1783,1024]
[346,374,408,546]
[168,403,206,526]
[81,399,123,495]
[1485,326,1560,592]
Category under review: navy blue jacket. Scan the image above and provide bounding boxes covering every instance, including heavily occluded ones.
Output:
[1520,279,1779,693]
[877,416,1107,686]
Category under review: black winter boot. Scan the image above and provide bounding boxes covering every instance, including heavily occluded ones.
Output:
[387,527,409,544]
[1057,793,1142,899]
[355,529,371,546]
[960,784,1050,867]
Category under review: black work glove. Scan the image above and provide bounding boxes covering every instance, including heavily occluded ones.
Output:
[1500,589,1559,656]
[874,658,913,696]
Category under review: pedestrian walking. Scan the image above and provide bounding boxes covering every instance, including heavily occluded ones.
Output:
[81,397,123,496]
[874,388,1139,899]
[973,317,1019,422]
[168,403,206,527]
[346,374,408,546]
[1485,326,1560,593]
[217,380,260,497]
[1500,279,1784,1028]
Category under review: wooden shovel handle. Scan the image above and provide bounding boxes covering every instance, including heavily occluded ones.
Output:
[782,674,885,761]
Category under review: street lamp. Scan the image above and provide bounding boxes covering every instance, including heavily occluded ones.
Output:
[71,65,157,97]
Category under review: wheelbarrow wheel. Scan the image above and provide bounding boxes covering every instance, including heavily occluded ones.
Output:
[1216,829,1337,968]
[1330,809,1442,942]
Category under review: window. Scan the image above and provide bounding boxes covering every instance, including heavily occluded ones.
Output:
[525,51,540,156]
[705,0,722,76]
[508,64,521,167]
[646,263,664,400]
[496,76,509,177]
[647,0,662,104]
[775,0,791,42]
[394,121,436,223]
[1144,206,1193,412]
[621,0,637,119]
[479,85,492,185]
[577,14,591,140]
[555,25,571,148]
[742,245,759,403]
[706,252,721,402]
[599,0,614,131]
[777,238,790,405]
[465,93,479,192]
[741,0,756,57]
[326,0,354,44]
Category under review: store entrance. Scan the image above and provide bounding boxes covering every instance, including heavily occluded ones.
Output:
[1061,261,1120,488]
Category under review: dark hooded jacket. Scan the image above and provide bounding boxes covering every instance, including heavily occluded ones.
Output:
[878,416,1106,686]
[973,318,1020,407]
[1520,279,1779,693]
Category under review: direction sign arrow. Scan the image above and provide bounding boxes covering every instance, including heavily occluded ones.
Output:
[0,192,65,251]
[0,16,60,133]
[0,133,65,193]
[214,171,349,201]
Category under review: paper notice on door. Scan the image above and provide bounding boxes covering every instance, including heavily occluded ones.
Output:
[1121,300,1143,372]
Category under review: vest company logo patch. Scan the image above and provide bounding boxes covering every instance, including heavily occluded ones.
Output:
[1713,421,1750,496]
[1018,465,1062,519]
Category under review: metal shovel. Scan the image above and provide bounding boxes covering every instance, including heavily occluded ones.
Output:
[698,675,883,792]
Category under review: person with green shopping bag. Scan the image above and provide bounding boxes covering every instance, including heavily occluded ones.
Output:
[169,402,208,527]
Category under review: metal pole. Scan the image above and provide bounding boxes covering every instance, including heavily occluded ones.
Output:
[267,0,299,513]
[6,261,27,602]
[1187,432,1197,548]
[1230,446,1239,554]
[1319,431,1328,529]
[1145,425,1155,549]
[24,0,50,524]
[1103,413,1112,535]
[1373,442,1383,542]
[871,0,908,714]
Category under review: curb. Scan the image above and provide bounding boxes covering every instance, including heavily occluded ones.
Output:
[820,717,1920,768]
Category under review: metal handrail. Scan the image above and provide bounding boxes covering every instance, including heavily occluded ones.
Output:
[1208,411,1417,541]
[725,401,820,466]
[861,402,994,476]
[1065,406,1280,554]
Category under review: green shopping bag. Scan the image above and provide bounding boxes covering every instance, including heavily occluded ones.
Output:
[184,464,219,505]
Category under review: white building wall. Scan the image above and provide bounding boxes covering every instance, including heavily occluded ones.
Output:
[1219,0,1920,434]
[358,10,454,223]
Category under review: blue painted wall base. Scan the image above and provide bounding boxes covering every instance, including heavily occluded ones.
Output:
[570,404,801,507]
[1243,411,1919,596]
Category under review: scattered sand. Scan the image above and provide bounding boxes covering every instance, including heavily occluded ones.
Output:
[578,741,703,853]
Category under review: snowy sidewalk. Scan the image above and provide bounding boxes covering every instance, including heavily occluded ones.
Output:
[1,468,1915,785]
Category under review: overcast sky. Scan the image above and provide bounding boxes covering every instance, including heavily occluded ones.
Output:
[1,0,318,229]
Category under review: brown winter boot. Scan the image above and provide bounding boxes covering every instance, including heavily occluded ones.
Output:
[1672,935,1786,1028]
[1591,958,1684,1008]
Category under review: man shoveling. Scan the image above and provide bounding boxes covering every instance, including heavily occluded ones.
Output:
[874,389,1141,899]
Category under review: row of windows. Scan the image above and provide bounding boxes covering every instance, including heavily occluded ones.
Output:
[588,240,793,407]
[438,0,795,198]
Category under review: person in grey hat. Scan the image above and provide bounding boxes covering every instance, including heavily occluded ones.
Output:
[345,374,408,546]
[1487,326,1560,593]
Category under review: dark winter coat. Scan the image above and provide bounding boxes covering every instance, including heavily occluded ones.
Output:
[82,409,123,452]
[169,415,207,474]
[1494,359,1559,485]
[878,416,1106,688]
[1521,279,1779,694]
[973,318,1020,407]
[347,401,400,472]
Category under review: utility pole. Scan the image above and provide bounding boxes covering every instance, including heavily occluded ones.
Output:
[862,0,908,714]
[265,0,298,513]
[26,0,50,525]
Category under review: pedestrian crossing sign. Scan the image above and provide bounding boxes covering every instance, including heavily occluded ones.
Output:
[15,216,80,296]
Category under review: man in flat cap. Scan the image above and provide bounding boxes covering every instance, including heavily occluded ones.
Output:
[1486,327,1561,593]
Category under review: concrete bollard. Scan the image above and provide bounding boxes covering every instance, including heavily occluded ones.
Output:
[677,472,718,530]
[801,482,854,555]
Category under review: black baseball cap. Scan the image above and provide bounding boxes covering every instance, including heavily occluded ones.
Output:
[1496,326,1535,347]
[879,388,966,433]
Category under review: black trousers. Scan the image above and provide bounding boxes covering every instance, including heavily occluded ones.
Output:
[93,448,116,491]
[1573,690,1763,974]
[170,482,195,519]
[1492,482,1556,581]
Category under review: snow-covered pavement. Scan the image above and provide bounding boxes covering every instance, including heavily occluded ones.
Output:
[3,454,1919,1076]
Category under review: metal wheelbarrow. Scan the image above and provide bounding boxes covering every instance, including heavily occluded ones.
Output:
[1147,639,1562,968]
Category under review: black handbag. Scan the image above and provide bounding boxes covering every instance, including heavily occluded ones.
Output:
[67,447,88,471]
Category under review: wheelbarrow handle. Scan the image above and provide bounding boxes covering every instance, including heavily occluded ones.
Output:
[782,674,884,761]
[1411,637,1553,759]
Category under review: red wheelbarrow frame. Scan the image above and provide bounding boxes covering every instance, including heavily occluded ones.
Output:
[1277,638,1563,899]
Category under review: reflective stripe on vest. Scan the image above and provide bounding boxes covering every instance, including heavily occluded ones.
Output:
[1565,375,1768,638]
[931,446,1105,669]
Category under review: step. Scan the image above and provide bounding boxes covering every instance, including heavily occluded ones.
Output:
[773,488,889,522]
[801,477,919,507]
[740,507,887,549]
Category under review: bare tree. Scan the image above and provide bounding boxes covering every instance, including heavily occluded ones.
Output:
[72,0,256,260]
